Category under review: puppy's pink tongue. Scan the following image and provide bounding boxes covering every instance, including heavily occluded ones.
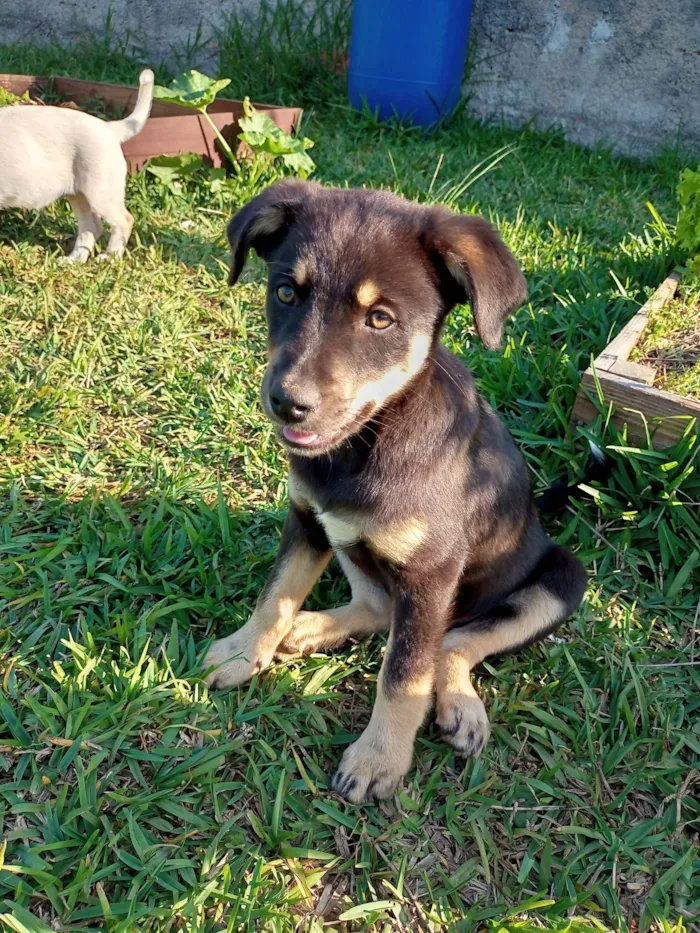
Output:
[283,427,320,446]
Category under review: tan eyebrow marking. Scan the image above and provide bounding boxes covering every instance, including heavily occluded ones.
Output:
[355,280,380,308]
[292,255,311,286]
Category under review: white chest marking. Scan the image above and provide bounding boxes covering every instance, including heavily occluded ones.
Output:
[318,510,427,566]
[288,474,427,567]
[317,511,361,548]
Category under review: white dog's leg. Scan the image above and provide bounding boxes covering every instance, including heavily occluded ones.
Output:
[78,152,134,261]
[93,206,133,261]
[87,180,133,261]
[64,195,103,263]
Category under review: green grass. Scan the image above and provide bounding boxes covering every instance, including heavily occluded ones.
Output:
[632,274,700,400]
[1,11,700,933]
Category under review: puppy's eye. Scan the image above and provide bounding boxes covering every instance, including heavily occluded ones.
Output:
[366,309,395,330]
[276,284,296,305]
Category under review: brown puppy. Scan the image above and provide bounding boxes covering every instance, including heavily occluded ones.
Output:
[203,180,587,804]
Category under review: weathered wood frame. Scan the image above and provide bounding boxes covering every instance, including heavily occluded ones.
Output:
[572,272,700,449]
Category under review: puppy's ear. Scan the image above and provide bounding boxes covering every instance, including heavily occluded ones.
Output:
[226,180,316,286]
[421,209,527,349]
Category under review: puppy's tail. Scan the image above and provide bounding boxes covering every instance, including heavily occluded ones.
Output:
[111,69,155,143]
[535,439,611,515]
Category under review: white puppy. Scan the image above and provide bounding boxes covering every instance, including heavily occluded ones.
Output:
[0,69,154,262]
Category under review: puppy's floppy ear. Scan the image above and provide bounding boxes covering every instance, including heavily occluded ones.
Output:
[226,179,318,286]
[421,208,527,349]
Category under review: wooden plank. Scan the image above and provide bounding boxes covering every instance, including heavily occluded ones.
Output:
[595,272,681,372]
[0,73,48,96]
[570,271,698,448]
[572,368,700,449]
[120,105,302,172]
[54,75,139,111]
[608,359,657,384]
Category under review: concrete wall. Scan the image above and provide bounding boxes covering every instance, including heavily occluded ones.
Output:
[0,0,258,68]
[1,0,698,157]
[467,0,700,156]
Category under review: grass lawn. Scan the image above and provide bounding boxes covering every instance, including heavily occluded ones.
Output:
[1,9,699,932]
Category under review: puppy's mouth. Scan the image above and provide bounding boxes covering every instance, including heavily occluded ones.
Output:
[277,403,375,455]
[280,424,345,452]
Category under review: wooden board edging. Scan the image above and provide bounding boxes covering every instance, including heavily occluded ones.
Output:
[571,272,700,449]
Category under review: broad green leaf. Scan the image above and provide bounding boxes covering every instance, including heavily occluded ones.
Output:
[238,98,316,178]
[281,150,316,178]
[153,70,231,111]
[146,153,205,191]
[0,88,30,107]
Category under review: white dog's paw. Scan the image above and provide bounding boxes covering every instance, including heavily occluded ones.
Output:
[435,692,490,757]
[332,729,412,804]
[202,630,274,689]
[61,250,90,264]
[96,252,118,263]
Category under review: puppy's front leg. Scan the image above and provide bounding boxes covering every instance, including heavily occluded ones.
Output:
[203,506,331,688]
[64,195,103,263]
[332,564,460,804]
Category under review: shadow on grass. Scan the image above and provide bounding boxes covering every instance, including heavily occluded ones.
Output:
[0,207,229,277]
[0,208,76,257]
[0,487,348,673]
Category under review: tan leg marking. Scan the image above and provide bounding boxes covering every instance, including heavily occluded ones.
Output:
[435,646,490,757]
[277,547,390,658]
[436,586,566,755]
[203,543,330,688]
[367,517,427,566]
[333,634,433,803]
[275,603,387,658]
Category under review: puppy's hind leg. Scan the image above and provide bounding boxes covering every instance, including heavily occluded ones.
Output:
[436,545,586,757]
[84,160,133,260]
[64,195,103,263]
[96,203,134,261]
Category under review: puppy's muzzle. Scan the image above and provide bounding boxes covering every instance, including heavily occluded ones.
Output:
[268,379,320,425]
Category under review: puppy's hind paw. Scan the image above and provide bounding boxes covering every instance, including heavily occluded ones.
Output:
[436,693,490,757]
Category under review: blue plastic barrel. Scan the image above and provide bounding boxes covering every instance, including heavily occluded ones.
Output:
[348,0,472,127]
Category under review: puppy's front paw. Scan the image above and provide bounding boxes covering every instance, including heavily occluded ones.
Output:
[274,611,330,659]
[202,630,273,689]
[436,692,490,757]
[332,730,412,804]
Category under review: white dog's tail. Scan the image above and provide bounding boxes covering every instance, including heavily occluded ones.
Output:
[111,69,155,143]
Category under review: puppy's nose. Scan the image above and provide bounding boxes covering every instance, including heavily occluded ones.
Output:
[269,383,319,424]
